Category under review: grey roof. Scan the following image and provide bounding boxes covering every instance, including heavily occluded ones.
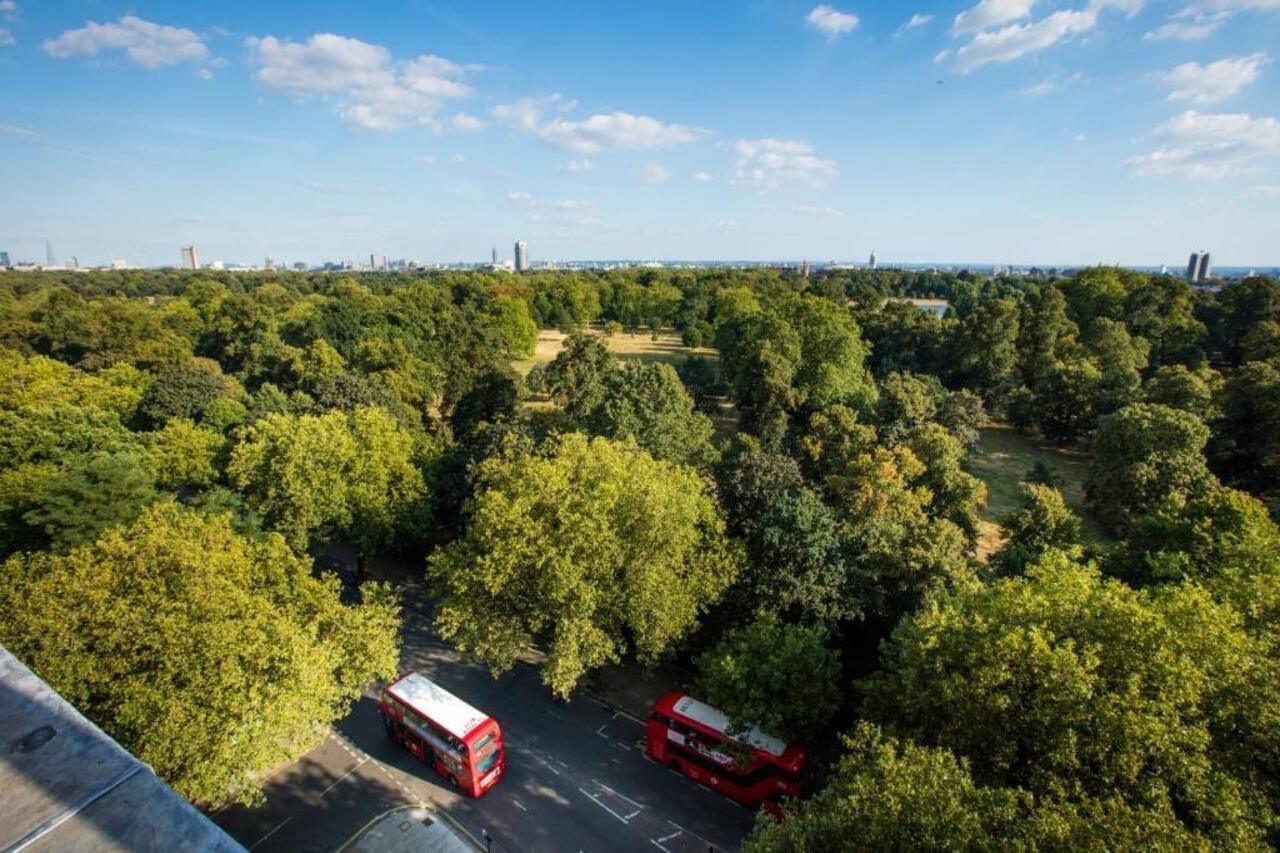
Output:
[0,644,244,853]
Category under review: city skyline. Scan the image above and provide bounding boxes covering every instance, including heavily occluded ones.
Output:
[1,1,1279,265]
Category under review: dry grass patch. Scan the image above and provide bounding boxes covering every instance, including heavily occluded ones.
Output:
[512,328,717,376]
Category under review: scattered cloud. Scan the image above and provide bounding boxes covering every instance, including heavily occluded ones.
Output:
[950,1,1140,74]
[1144,13,1229,39]
[451,113,485,131]
[0,1,15,14]
[0,123,36,138]
[952,0,1037,36]
[899,13,935,32]
[1075,131,1089,142]
[506,190,535,205]
[451,153,466,164]
[415,155,437,165]
[806,5,860,38]
[564,158,593,172]
[730,138,837,189]
[492,96,706,153]
[538,112,706,153]
[197,67,213,80]
[797,204,845,216]
[641,162,670,183]
[717,219,738,228]
[1150,53,1270,104]
[0,27,12,47]
[693,170,713,182]
[1021,71,1084,96]
[245,33,478,132]
[44,15,209,69]
[1125,109,1280,179]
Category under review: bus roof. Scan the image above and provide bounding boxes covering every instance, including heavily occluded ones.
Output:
[386,672,491,741]
[666,693,788,758]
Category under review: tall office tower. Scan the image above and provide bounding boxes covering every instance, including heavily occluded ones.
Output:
[46,240,55,267]
[1197,252,1212,283]
[491,248,497,265]
[869,250,877,270]
[67,256,78,270]
[1187,252,1201,282]
[514,240,529,272]
[0,251,9,268]
[181,246,199,270]
[370,253,387,271]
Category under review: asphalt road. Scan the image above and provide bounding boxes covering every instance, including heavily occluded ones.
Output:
[214,580,757,853]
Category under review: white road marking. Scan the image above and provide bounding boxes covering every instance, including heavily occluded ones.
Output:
[512,799,528,812]
[249,817,292,850]
[578,787,631,824]
[320,757,369,797]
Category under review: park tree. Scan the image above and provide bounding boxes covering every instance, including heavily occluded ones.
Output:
[729,486,855,624]
[0,349,145,420]
[863,554,1279,847]
[936,389,986,448]
[485,295,539,358]
[0,502,400,806]
[828,446,976,628]
[21,451,161,553]
[450,367,522,437]
[905,423,988,539]
[1211,360,1280,509]
[1086,403,1215,534]
[875,372,941,445]
[584,361,717,467]
[717,438,806,540]
[992,484,1082,575]
[1017,286,1079,391]
[1034,358,1104,442]
[1123,275,1206,368]
[1061,267,1128,330]
[694,615,841,743]
[536,332,616,421]
[137,359,231,427]
[795,404,877,483]
[428,434,738,697]
[228,407,427,555]
[950,298,1020,411]
[146,418,224,489]
[1081,318,1149,416]
[1144,364,1217,420]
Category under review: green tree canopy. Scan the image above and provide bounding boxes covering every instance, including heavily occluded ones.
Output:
[694,615,841,743]
[0,502,401,806]
[584,361,717,467]
[992,484,1082,576]
[1086,403,1215,534]
[428,433,738,696]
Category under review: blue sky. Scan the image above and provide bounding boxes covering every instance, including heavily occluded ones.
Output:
[1,0,1278,267]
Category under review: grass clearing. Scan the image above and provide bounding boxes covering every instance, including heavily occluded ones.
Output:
[511,328,718,376]
[969,424,1112,559]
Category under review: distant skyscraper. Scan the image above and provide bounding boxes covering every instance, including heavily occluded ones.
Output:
[181,246,199,270]
[371,253,387,271]
[514,240,529,272]
[45,240,55,267]
[67,256,78,270]
[1187,251,1212,284]
[869,250,877,270]
[491,247,498,265]
[0,251,9,268]
[111,258,127,270]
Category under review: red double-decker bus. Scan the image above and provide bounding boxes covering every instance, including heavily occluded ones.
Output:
[379,671,505,797]
[646,691,807,815]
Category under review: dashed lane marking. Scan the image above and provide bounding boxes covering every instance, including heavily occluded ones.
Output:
[579,787,632,824]
[319,757,369,797]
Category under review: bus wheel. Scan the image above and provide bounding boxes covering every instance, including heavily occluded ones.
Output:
[448,774,459,789]
[382,715,395,737]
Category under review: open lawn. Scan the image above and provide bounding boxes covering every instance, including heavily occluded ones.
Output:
[511,328,718,376]
[969,423,1112,559]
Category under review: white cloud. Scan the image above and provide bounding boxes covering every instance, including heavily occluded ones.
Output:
[806,5,860,38]
[1075,131,1089,142]
[950,1,1143,73]
[245,33,476,132]
[197,67,213,80]
[1021,71,1084,96]
[1125,109,1280,179]
[797,204,845,216]
[693,170,713,182]
[506,190,535,205]
[731,138,837,189]
[451,113,485,131]
[641,162,670,183]
[0,123,35,138]
[44,15,208,68]
[717,219,738,228]
[1150,53,1270,104]
[493,98,706,153]
[0,1,15,14]
[900,13,935,31]
[1144,15,1227,39]
[451,153,466,164]
[0,27,12,47]
[952,0,1037,35]
[564,158,593,172]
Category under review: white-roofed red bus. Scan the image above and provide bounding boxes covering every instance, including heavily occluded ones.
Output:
[379,671,505,797]
[645,691,807,817]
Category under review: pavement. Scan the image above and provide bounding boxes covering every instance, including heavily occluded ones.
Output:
[339,805,477,853]
[213,568,757,853]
